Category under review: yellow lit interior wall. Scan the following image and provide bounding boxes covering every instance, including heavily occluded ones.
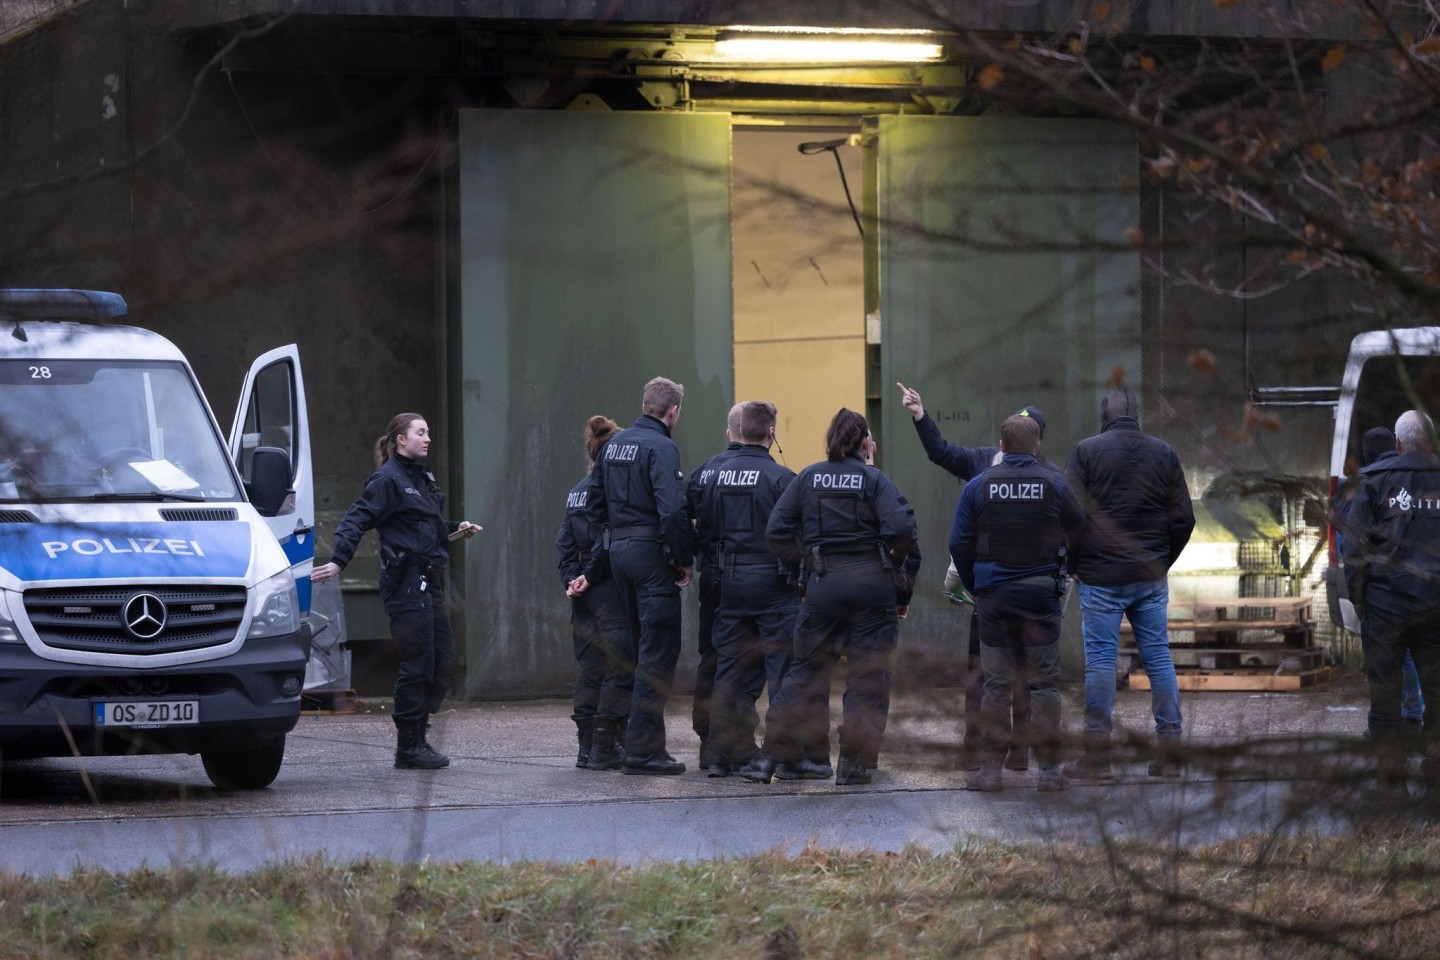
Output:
[731,128,866,469]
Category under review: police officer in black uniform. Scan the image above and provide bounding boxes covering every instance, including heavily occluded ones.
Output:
[897,381,1046,772]
[685,404,744,770]
[1344,409,1440,794]
[950,414,1084,793]
[740,408,918,786]
[581,376,696,775]
[557,415,633,770]
[314,412,480,770]
[698,401,806,777]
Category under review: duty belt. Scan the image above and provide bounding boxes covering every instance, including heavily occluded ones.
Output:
[803,544,881,574]
[722,550,773,566]
[609,524,660,541]
[721,550,773,579]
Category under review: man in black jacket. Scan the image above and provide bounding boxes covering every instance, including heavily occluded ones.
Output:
[1343,410,1440,792]
[582,376,696,775]
[1064,387,1195,780]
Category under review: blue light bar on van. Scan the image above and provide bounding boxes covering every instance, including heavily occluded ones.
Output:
[0,289,129,320]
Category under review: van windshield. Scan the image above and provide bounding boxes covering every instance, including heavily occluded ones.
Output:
[1345,355,1440,472]
[0,360,240,502]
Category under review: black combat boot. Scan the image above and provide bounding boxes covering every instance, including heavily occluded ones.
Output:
[395,724,450,770]
[575,719,595,769]
[775,758,833,780]
[834,757,873,786]
[737,757,777,784]
[585,719,623,771]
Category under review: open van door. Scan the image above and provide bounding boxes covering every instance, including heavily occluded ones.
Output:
[229,345,315,614]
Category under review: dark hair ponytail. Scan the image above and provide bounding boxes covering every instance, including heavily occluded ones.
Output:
[375,412,424,468]
[825,408,870,462]
[584,415,620,471]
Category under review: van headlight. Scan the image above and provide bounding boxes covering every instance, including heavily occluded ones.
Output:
[248,570,300,639]
[0,590,21,644]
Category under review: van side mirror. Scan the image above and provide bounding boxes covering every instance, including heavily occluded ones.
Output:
[248,446,295,518]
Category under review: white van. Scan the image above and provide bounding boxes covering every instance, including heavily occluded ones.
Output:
[0,289,313,789]
[1325,326,1440,631]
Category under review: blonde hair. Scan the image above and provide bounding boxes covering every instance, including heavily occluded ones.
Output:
[641,377,684,417]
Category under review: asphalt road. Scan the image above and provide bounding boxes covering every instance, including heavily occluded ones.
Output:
[0,679,1403,875]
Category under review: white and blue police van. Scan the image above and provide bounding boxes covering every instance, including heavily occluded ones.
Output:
[0,289,314,789]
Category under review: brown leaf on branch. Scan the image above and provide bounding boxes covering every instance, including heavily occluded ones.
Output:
[1124,226,1145,248]
[1139,54,1156,75]
[1094,2,1112,21]
[978,64,1005,90]
[1189,348,1218,373]
[1243,404,1284,436]
[1321,45,1347,73]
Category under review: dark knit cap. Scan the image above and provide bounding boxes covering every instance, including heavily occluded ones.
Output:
[1362,426,1396,465]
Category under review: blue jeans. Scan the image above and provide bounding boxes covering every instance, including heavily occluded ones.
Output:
[1403,650,1426,723]
[1079,580,1182,738]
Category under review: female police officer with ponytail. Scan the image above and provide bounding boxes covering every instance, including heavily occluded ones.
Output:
[313,413,480,770]
[740,408,918,786]
[557,415,634,771]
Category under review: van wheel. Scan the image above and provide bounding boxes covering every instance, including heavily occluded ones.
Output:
[202,736,285,790]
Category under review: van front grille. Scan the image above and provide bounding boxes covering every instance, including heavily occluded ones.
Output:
[22,585,247,655]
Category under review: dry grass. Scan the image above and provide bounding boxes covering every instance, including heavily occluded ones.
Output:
[2,828,1439,959]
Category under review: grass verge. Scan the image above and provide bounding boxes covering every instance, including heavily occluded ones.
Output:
[3,827,1439,959]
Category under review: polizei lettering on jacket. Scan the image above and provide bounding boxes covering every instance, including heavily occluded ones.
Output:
[718,469,761,487]
[1389,487,1440,511]
[42,538,208,560]
[567,490,587,509]
[813,472,864,490]
[605,443,640,462]
[988,480,1048,500]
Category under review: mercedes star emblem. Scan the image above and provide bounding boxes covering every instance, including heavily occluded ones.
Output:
[122,593,167,640]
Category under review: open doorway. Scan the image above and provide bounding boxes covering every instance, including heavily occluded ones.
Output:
[731,127,867,467]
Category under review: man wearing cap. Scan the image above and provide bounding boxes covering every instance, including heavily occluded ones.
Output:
[1064,387,1194,781]
[896,383,1050,772]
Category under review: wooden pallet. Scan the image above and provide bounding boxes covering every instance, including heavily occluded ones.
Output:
[1130,666,1332,692]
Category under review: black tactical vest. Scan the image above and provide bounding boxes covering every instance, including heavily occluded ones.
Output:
[974,461,1064,568]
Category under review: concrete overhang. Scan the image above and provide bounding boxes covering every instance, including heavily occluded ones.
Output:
[154,0,1384,42]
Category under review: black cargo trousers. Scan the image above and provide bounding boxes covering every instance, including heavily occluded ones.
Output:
[570,575,635,726]
[709,558,800,766]
[610,537,684,759]
[382,559,455,730]
[693,559,722,748]
[761,555,898,767]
